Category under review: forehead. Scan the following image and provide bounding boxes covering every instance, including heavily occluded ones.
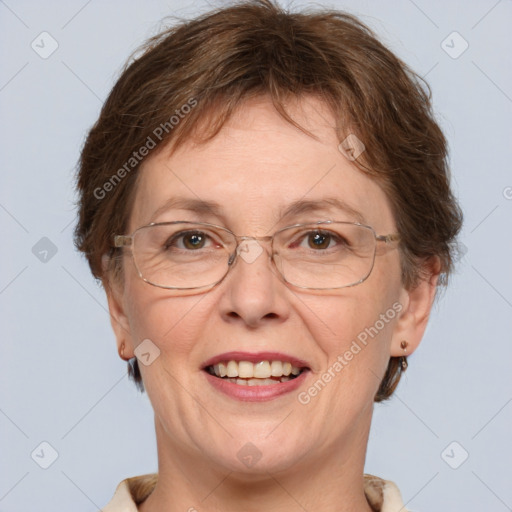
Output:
[129,96,395,233]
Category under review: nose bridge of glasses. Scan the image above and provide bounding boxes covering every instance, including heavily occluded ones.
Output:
[235,234,274,243]
[231,235,274,266]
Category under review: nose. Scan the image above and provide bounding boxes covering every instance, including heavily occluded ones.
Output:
[218,239,290,328]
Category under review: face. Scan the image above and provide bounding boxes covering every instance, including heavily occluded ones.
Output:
[110,95,413,476]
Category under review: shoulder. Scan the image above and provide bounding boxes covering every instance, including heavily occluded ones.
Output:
[364,473,409,512]
[101,474,157,511]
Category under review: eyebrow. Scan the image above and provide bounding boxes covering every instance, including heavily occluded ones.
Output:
[149,196,366,224]
[150,197,224,222]
[281,198,366,224]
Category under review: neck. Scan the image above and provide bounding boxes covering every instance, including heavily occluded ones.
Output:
[139,408,375,512]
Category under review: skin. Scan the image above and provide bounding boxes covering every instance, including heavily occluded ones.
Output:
[106,95,439,512]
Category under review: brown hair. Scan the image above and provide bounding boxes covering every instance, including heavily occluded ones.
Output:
[74,0,463,401]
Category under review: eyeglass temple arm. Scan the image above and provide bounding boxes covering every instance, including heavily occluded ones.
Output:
[376,233,400,244]
[114,235,132,248]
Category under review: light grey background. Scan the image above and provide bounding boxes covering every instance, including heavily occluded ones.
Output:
[1,0,511,511]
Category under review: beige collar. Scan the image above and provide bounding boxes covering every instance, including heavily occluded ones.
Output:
[102,473,408,511]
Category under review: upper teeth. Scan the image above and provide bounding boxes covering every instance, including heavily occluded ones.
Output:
[212,360,302,379]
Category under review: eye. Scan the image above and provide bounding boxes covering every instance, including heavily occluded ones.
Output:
[305,231,334,250]
[165,230,215,250]
[291,229,349,251]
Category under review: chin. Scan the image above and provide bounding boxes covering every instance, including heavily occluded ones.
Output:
[206,427,315,476]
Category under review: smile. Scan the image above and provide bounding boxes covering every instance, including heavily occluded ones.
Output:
[205,360,305,385]
[202,352,311,401]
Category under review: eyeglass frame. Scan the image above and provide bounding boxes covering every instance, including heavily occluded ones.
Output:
[113,220,400,292]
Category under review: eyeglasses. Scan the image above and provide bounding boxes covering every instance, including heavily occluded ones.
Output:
[114,220,400,294]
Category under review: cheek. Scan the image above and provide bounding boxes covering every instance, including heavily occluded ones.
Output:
[311,295,395,357]
[302,262,402,389]
[123,275,209,361]
[293,292,399,443]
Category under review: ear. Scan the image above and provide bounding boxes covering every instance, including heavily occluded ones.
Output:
[103,276,135,362]
[390,257,441,357]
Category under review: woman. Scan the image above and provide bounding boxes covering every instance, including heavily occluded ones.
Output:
[74,1,463,510]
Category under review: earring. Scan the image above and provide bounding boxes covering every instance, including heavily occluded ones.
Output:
[400,340,408,371]
[120,342,126,360]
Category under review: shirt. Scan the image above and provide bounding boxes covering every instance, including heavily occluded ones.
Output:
[101,473,409,511]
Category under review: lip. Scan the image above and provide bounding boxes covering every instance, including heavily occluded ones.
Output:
[201,351,310,369]
[204,368,310,402]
